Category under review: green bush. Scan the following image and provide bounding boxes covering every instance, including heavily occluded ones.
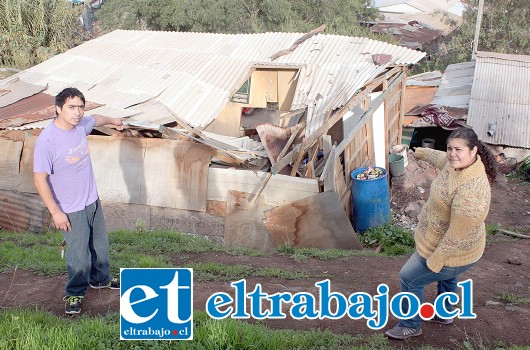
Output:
[358,224,415,256]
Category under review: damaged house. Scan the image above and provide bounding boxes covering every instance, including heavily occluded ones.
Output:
[0,29,425,251]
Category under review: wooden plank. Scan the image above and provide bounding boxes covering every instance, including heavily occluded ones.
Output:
[249,70,278,107]
[0,138,23,191]
[336,110,371,155]
[290,140,306,176]
[276,122,304,162]
[278,70,298,111]
[271,24,326,61]
[18,134,36,193]
[143,138,210,211]
[225,190,274,251]
[320,146,337,192]
[303,87,373,150]
[263,191,363,250]
[204,102,243,137]
[271,143,300,175]
[207,167,319,205]
[94,126,123,136]
[248,173,272,205]
[89,136,146,204]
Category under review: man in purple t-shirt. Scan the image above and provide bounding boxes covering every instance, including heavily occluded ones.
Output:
[34,87,123,315]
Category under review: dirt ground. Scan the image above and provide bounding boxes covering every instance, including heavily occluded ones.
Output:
[0,177,529,349]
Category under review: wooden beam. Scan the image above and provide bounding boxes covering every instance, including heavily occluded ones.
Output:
[280,108,306,121]
[94,126,123,136]
[271,24,326,61]
[271,143,300,175]
[303,87,372,151]
[276,122,305,162]
[290,141,307,176]
[248,173,272,206]
[336,71,405,156]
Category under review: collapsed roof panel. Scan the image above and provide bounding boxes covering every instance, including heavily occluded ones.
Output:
[2,30,425,133]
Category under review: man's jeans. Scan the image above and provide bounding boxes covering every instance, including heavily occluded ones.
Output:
[398,252,475,329]
[63,199,112,296]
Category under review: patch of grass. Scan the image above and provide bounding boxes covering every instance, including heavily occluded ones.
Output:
[0,231,65,275]
[358,223,415,256]
[254,267,310,279]
[0,308,366,350]
[486,224,502,235]
[184,261,253,282]
[496,293,530,305]
[109,230,223,254]
[275,245,373,262]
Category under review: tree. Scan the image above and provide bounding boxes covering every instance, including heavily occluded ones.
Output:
[0,0,85,70]
[96,0,387,39]
[419,0,529,72]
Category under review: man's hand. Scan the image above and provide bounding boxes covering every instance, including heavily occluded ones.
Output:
[52,211,71,231]
[112,118,124,131]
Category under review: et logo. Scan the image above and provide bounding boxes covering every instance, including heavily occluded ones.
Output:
[120,268,193,340]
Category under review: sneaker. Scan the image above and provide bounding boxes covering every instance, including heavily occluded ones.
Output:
[63,296,83,315]
[90,277,120,290]
[425,316,454,325]
[385,325,423,340]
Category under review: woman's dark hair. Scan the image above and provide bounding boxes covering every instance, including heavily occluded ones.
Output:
[447,127,498,182]
[55,87,85,113]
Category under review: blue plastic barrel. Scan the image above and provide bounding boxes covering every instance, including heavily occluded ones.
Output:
[351,167,391,233]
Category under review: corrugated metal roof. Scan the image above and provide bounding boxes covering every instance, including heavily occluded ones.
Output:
[432,61,475,108]
[0,80,46,108]
[7,30,424,133]
[467,51,530,148]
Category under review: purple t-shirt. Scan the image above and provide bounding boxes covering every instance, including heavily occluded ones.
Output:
[34,116,98,213]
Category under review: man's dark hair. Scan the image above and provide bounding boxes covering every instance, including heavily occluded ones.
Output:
[55,88,85,111]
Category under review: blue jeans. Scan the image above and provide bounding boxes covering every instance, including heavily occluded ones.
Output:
[398,252,475,329]
[63,199,113,297]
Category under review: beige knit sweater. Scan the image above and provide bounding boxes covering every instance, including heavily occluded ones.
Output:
[414,147,491,273]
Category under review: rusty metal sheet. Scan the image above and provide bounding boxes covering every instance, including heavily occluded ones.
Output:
[0,189,48,233]
[255,123,293,175]
[370,22,442,50]
[263,191,363,250]
[0,93,101,128]
[0,80,46,108]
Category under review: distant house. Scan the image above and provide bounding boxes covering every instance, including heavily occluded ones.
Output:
[0,29,424,248]
[370,0,464,57]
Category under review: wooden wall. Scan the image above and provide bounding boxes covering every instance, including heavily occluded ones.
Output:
[328,70,406,218]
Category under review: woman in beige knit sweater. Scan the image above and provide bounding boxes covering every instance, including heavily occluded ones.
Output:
[385,127,498,340]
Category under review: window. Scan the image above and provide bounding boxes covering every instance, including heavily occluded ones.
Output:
[231,78,251,103]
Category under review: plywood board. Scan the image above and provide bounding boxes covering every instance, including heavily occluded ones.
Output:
[204,102,242,137]
[89,136,147,204]
[207,167,319,205]
[143,138,210,211]
[249,70,278,107]
[263,191,363,250]
[18,134,37,193]
[278,70,298,111]
[0,138,23,191]
[225,190,273,251]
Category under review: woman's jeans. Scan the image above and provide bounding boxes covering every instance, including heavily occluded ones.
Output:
[398,252,475,329]
[63,199,112,297]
